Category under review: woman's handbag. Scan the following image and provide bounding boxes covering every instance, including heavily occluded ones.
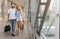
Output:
[21,24,24,30]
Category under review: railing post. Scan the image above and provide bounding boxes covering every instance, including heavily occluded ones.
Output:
[34,0,51,36]
[28,0,31,22]
[39,0,51,36]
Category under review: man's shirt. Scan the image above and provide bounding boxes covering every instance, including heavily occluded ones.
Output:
[8,8,16,20]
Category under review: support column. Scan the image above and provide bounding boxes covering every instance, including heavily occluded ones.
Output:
[31,0,37,26]
[24,0,29,17]
[4,0,8,18]
[59,0,60,39]
[55,15,59,39]
[55,0,59,39]
[0,0,2,18]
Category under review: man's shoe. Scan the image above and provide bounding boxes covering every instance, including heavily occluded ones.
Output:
[11,33,15,36]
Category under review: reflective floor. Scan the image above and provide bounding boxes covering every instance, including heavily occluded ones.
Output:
[0,19,31,39]
[0,0,59,39]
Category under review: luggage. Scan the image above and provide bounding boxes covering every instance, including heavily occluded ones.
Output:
[21,24,24,30]
[4,21,11,32]
[21,20,24,30]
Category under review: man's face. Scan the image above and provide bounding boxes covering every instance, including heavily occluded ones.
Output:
[11,4,15,8]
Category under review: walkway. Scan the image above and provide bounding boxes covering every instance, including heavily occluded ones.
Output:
[0,19,33,39]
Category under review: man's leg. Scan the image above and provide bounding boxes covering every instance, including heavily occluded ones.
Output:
[10,20,13,33]
[10,19,16,36]
[12,19,16,34]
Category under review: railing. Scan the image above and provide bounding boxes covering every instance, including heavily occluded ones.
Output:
[28,0,31,22]
[34,0,51,36]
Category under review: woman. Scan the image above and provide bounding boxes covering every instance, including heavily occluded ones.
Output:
[16,6,23,35]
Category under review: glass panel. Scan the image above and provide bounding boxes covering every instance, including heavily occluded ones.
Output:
[38,19,41,26]
[40,0,56,39]
[39,5,45,17]
[41,0,47,2]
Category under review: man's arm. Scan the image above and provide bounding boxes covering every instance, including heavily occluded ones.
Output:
[7,9,10,21]
[7,14,9,21]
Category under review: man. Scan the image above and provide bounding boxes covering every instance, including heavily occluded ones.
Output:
[8,3,16,36]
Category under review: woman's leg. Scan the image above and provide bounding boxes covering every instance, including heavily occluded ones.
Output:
[17,22,20,35]
[20,21,23,30]
[17,21,22,36]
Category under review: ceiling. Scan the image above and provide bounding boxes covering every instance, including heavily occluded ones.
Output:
[10,0,26,7]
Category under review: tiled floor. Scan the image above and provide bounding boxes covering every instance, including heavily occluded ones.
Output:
[0,19,31,39]
[0,19,55,39]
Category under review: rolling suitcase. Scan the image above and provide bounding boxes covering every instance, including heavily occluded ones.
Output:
[4,21,11,32]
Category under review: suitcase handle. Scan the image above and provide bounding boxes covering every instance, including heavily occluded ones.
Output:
[6,21,10,26]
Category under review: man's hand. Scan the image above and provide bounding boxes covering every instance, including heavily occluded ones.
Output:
[7,14,9,21]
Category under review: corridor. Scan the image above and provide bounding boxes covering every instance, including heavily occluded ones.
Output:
[0,19,33,39]
[0,0,59,39]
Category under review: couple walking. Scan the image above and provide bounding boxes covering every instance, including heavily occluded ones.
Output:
[8,3,23,36]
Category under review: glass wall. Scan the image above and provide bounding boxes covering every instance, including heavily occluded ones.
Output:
[39,0,57,39]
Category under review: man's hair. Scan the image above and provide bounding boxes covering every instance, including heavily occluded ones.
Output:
[11,1,15,5]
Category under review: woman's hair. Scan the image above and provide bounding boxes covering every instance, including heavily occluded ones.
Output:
[16,5,24,11]
[16,6,20,10]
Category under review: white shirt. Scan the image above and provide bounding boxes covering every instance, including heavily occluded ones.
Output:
[16,10,22,21]
[8,8,16,20]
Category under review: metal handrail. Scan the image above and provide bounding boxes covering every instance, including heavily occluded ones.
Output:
[40,13,59,39]
[34,0,51,36]
[28,0,31,22]
[46,13,59,32]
